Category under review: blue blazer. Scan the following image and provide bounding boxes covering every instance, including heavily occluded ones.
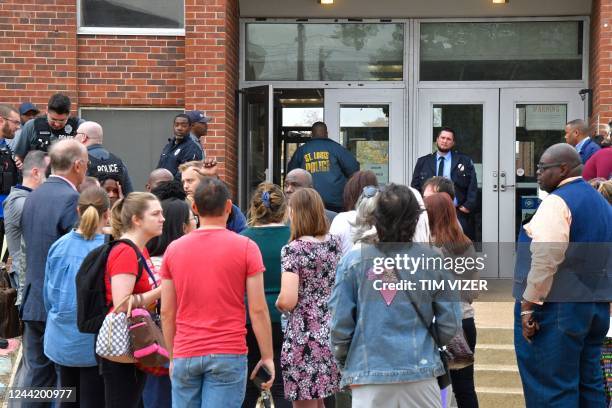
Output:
[410,151,478,212]
[579,138,601,164]
[21,177,79,322]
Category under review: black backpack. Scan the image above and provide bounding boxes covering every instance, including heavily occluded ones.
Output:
[76,239,144,334]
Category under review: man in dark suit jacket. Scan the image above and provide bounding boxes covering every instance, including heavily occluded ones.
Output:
[411,127,478,239]
[18,139,88,394]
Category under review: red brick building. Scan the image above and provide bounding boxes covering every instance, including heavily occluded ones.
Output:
[0,0,608,278]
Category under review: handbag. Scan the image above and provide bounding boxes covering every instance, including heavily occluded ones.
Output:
[255,390,275,408]
[95,295,135,363]
[0,262,22,339]
[130,257,170,375]
[446,330,474,370]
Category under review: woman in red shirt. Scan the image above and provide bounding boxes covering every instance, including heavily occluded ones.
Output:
[100,192,165,408]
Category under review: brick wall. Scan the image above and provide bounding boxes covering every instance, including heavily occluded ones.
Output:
[184,0,240,192]
[78,36,185,106]
[0,0,78,110]
[590,0,612,133]
[0,0,241,194]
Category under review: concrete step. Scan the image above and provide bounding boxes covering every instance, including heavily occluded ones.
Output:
[474,364,522,389]
[476,327,514,345]
[475,344,517,366]
[476,387,525,408]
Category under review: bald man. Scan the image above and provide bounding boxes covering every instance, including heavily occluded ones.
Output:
[284,168,337,222]
[146,168,174,192]
[18,139,88,392]
[514,143,612,407]
[76,121,134,193]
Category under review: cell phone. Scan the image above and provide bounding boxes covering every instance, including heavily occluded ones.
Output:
[253,366,272,390]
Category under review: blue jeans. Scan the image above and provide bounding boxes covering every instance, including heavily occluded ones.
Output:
[171,354,247,408]
[514,301,609,408]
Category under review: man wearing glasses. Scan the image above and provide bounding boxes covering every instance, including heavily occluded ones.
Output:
[13,93,82,163]
[513,143,611,407]
[0,104,21,251]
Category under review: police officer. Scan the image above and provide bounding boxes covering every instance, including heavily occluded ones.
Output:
[411,126,478,240]
[157,113,203,179]
[13,93,82,162]
[0,104,22,249]
[75,121,134,194]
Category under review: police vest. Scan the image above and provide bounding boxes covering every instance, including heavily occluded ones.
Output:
[0,144,19,195]
[31,116,79,152]
[87,152,125,185]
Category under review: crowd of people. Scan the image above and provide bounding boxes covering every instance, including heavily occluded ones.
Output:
[0,92,610,408]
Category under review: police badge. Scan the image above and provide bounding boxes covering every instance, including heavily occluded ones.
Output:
[65,124,73,134]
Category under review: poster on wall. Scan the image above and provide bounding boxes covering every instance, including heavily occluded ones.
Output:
[525,105,567,131]
[356,141,389,184]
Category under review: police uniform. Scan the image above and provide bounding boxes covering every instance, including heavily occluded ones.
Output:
[87,144,134,194]
[13,116,80,158]
[157,136,203,178]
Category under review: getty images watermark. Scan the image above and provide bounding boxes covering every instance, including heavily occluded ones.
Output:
[370,252,489,293]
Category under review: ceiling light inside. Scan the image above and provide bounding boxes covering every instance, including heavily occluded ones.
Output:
[319,0,334,4]
[492,0,508,3]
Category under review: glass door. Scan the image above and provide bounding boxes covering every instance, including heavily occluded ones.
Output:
[498,88,585,276]
[416,89,499,277]
[324,89,405,185]
[239,85,273,208]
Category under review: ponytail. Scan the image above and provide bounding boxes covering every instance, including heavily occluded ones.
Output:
[77,187,110,240]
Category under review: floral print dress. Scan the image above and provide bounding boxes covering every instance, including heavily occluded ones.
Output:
[280,235,342,401]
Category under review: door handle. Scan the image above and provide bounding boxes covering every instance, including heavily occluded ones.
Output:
[500,171,515,192]
[492,171,498,192]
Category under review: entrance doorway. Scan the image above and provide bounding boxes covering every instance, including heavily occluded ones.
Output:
[417,87,585,277]
[239,87,404,207]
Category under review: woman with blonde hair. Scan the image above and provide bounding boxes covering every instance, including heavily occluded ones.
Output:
[101,192,165,408]
[43,187,111,407]
[276,188,341,407]
[241,182,291,407]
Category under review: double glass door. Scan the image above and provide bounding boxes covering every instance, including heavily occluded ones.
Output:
[417,88,585,277]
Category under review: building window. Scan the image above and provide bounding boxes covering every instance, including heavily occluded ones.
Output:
[420,21,583,81]
[79,0,184,34]
[245,23,404,82]
[80,108,183,189]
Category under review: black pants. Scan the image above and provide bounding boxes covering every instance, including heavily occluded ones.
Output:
[57,365,105,408]
[99,359,146,408]
[450,317,479,408]
[243,323,290,408]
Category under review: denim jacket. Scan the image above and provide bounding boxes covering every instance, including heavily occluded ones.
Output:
[328,243,462,387]
[44,230,105,367]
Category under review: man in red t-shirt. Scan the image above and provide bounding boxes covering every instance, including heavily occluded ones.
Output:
[160,177,274,407]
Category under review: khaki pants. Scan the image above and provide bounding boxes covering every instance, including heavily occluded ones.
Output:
[351,378,441,408]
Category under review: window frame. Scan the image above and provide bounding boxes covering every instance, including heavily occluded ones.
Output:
[413,16,589,88]
[77,0,186,36]
[239,18,408,88]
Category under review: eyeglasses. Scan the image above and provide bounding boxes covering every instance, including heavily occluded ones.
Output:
[1,117,20,126]
[362,185,379,198]
[536,162,563,171]
[47,115,68,125]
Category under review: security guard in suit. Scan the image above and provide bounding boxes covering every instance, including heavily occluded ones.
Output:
[411,127,478,240]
